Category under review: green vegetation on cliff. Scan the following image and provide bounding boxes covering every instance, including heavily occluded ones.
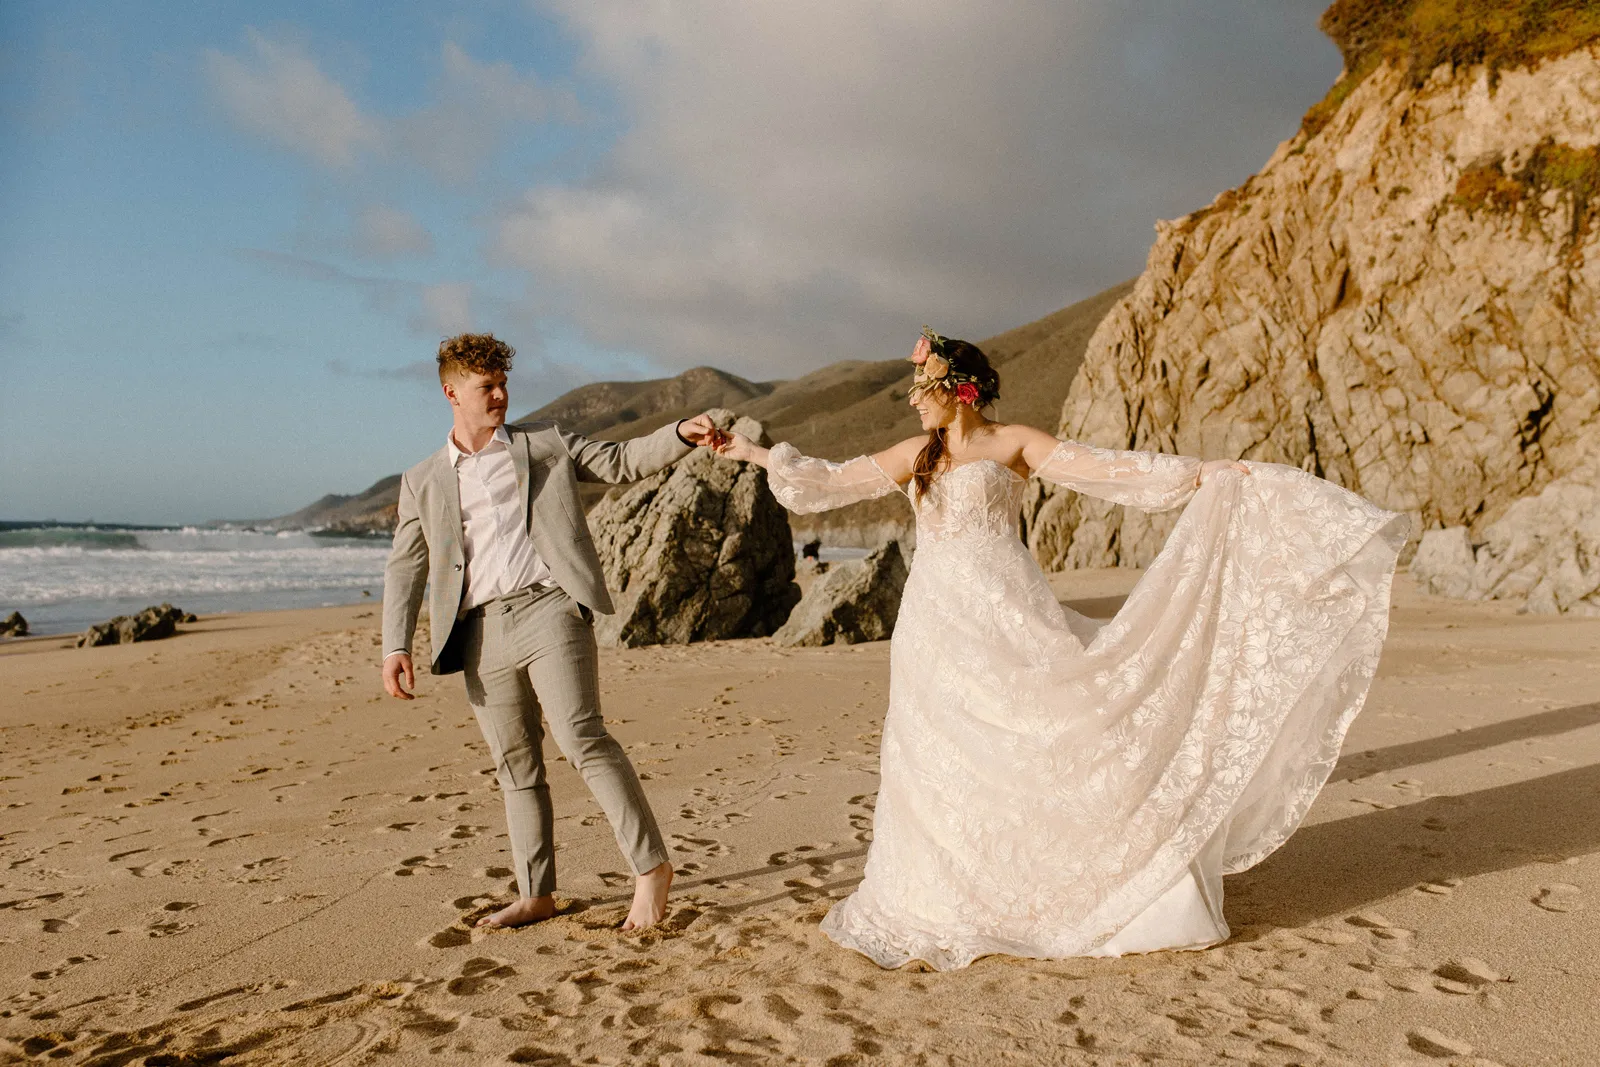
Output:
[1454,139,1600,260]
[1303,0,1600,136]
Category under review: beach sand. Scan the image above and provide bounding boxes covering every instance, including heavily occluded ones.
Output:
[2,573,1597,1066]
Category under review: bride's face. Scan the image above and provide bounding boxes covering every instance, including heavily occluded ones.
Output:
[911,385,957,431]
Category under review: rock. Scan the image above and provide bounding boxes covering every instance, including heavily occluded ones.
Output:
[1407,1026,1473,1058]
[1412,456,1600,614]
[1022,48,1600,582]
[0,611,27,637]
[590,410,800,646]
[77,603,190,648]
[1412,527,1477,599]
[1434,958,1501,988]
[774,541,909,647]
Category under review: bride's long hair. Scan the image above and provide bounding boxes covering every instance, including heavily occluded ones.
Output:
[912,339,1001,498]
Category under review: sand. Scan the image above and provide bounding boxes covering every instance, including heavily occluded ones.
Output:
[1,573,1597,1066]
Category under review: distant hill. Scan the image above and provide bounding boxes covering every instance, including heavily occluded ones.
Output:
[257,278,1135,541]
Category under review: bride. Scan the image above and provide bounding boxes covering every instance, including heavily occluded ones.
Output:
[712,329,1407,971]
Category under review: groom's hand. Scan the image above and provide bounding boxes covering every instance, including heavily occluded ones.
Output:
[676,412,725,448]
[383,652,416,700]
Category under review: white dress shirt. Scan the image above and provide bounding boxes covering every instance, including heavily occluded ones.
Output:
[450,425,554,613]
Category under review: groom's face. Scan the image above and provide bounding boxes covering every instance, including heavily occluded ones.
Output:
[445,370,510,429]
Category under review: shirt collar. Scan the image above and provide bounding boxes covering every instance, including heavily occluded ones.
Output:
[447,424,511,466]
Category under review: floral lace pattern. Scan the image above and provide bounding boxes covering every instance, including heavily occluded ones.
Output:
[767,440,1406,970]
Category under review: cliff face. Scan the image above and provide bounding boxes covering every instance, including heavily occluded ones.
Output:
[1026,38,1600,574]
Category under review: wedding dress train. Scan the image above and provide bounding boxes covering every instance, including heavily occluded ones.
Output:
[766,440,1406,970]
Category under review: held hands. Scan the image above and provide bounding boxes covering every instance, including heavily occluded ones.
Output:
[383,652,415,700]
[677,412,727,448]
[1197,459,1251,486]
[711,431,763,465]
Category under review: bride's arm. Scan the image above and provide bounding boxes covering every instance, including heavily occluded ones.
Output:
[1012,425,1246,511]
[715,433,920,514]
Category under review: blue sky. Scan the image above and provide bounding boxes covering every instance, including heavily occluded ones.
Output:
[0,2,1341,524]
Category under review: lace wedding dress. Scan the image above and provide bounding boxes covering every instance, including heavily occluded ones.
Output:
[765,440,1407,970]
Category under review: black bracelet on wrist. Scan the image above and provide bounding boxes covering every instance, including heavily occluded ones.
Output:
[675,420,694,447]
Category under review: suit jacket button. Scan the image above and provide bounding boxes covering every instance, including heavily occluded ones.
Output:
[453,563,462,571]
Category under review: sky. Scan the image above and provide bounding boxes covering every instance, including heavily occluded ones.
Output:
[0,1,1343,524]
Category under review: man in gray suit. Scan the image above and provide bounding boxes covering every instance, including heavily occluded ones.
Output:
[381,333,720,930]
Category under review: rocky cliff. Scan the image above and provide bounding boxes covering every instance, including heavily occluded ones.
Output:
[1025,2,1600,590]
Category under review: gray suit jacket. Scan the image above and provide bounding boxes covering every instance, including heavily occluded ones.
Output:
[382,420,693,675]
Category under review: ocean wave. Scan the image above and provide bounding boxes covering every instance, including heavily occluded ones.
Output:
[0,529,389,607]
[0,528,143,550]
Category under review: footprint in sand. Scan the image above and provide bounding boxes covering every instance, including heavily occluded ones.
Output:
[394,855,450,877]
[447,824,487,840]
[424,926,473,949]
[30,953,101,980]
[670,834,730,859]
[40,915,78,934]
[447,956,518,996]
[596,871,631,888]
[1533,884,1583,913]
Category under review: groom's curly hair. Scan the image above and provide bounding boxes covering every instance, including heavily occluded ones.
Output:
[437,333,515,383]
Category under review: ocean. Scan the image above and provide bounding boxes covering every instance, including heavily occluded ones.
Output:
[0,524,391,637]
[0,524,871,638]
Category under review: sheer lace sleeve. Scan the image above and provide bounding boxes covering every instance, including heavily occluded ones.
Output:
[766,442,901,514]
[1033,439,1203,511]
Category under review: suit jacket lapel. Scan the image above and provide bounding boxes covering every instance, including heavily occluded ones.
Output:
[511,431,532,523]
[431,448,462,544]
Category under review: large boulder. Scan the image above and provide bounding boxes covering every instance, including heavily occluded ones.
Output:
[1413,459,1600,615]
[775,541,908,647]
[590,410,801,646]
[0,611,27,637]
[77,603,192,648]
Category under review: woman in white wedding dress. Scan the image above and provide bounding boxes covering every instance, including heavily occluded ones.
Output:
[713,330,1407,971]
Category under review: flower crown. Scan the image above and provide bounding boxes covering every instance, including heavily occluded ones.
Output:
[908,326,995,406]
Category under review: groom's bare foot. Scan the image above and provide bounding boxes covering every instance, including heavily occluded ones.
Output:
[621,862,673,931]
[476,894,556,929]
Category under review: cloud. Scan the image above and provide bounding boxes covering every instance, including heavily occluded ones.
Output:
[235,249,473,340]
[409,282,475,337]
[500,1,1340,378]
[399,42,583,184]
[204,30,381,168]
[233,247,408,316]
[350,204,434,259]
[328,357,438,382]
[204,33,577,182]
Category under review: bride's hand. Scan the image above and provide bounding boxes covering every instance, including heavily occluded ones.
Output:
[1197,459,1250,485]
[714,431,761,464]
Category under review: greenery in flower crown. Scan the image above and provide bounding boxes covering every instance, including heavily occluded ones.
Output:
[907,325,998,407]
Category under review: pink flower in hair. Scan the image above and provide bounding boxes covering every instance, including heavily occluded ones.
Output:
[910,336,932,365]
[955,382,980,405]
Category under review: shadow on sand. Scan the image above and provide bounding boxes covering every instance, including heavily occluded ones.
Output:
[1231,732,1600,928]
[1331,701,1600,783]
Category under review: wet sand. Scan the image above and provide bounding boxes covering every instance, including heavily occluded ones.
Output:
[1,573,1596,1065]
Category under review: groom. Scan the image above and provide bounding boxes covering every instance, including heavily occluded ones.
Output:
[381,332,719,929]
